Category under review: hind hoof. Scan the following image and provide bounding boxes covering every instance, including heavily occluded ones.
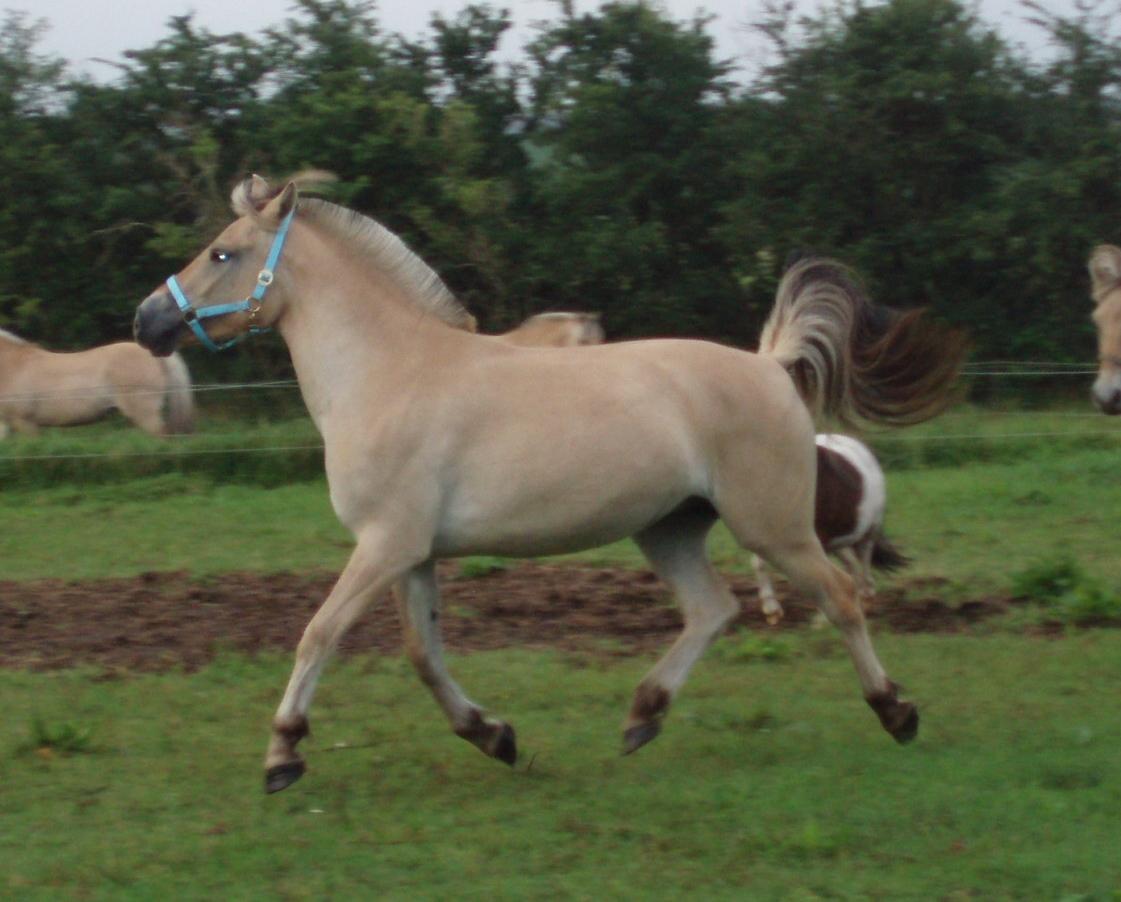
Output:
[493,723,517,766]
[890,703,919,744]
[265,760,306,794]
[622,720,662,756]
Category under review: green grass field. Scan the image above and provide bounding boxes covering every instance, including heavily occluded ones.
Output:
[3,408,1121,897]
[3,636,1120,899]
[4,407,1121,596]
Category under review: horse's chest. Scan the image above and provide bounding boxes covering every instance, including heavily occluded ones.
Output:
[814,446,865,548]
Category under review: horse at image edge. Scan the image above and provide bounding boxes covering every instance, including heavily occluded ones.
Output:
[0,329,194,438]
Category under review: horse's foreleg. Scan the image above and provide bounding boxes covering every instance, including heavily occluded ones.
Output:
[397,565,514,762]
[751,554,784,625]
[264,530,419,793]
[394,562,516,765]
[767,542,917,744]
[625,511,737,755]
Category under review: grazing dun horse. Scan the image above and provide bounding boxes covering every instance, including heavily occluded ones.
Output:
[0,329,194,437]
[753,434,907,624]
[499,312,605,347]
[133,176,965,794]
[1089,245,1121,414]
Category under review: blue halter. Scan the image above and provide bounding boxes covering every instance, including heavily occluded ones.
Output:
[165,206,297,352]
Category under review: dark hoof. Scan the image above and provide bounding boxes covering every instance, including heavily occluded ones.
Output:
[622,720,662,756]
[493,723,517,766]
[867,687,919,745]
[890,703,919,744]
[265,760,305,794]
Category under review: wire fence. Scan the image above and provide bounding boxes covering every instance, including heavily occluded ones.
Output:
[1,362,1119,464]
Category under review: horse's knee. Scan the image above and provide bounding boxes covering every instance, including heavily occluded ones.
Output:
[295,622,332,660]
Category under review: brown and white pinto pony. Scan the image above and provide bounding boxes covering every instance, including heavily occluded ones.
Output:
[1089,245,1121,413]
[498,312,605,347]
[133,175,965,793]
[0,329,194,437]
[753,434,906,624]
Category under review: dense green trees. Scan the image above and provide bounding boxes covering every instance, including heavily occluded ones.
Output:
[0,0,1118,376]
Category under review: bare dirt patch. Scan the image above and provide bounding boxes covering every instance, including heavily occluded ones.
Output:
[0,563,1024,672]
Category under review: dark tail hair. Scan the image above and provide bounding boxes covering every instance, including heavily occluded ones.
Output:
[758,258,968,427]
[871,534,909,572]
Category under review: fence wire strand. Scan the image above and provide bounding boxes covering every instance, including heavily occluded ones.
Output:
[3,362,1120,464]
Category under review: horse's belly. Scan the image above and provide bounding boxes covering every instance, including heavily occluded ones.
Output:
[433,464,700,557]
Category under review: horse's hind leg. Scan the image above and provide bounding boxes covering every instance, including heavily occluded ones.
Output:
[394,561,516,765]
[840,543,875,608]
[751,554,785,625]
[763,541,918,743]
[624,504,738,755]
[116,392,166,436]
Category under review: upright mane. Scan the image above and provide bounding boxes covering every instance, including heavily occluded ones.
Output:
[0,327,31,347]
[298,199,474,331]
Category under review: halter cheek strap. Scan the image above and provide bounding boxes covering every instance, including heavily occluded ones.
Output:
[165,205,297,352]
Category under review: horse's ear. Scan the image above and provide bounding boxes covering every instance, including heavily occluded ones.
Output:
[261,181,299,227]
[1089,245,1121,302]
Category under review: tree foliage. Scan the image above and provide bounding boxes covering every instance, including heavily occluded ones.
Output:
[0,0,1119,378]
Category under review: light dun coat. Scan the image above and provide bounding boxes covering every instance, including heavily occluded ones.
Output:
[0,329,193,437]
[499,312,605,347]
[1090,245,1121,414]
[133,177,965,794]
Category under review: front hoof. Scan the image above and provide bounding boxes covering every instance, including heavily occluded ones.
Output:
[265,760,306,794]
[866,685,919,744]
[493,723,517,766]
[622,720,662,756]
[889,703,919,744]
[456,710,517,766]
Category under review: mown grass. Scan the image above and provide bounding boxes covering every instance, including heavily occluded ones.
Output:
[5,415,1121,601]
[2,633,1120,899]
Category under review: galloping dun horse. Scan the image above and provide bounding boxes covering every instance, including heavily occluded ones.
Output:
[133,176,965,793]
[499,312,605,347]
[0,329,194,437]
[1090,245,1121,414]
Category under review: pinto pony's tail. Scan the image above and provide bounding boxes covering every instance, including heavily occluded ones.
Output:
[160,352,195,434]
[758,258,967,427]
[870,534,909,572]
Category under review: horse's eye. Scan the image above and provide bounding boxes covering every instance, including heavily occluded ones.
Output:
[210,249,232,264]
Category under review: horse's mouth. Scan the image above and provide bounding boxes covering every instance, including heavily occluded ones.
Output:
[134,293,183,357]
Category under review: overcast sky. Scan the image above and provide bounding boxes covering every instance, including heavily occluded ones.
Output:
[27,0,1084,81]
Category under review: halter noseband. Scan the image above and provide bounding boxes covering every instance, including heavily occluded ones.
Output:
[165,205,297,352]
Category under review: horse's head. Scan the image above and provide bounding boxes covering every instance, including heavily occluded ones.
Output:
[134,175,300,356]
[1090,245,1121,414]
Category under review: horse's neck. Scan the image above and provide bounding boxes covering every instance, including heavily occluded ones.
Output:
[278,279,462,434]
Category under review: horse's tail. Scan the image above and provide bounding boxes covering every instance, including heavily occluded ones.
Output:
[870,533,909,572]
[757,258,967,427]
[160,352,195,434]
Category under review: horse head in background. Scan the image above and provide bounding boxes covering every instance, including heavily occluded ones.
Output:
[498,312,605,347]
[0,329,194,437]
[1090,245,1121,414]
